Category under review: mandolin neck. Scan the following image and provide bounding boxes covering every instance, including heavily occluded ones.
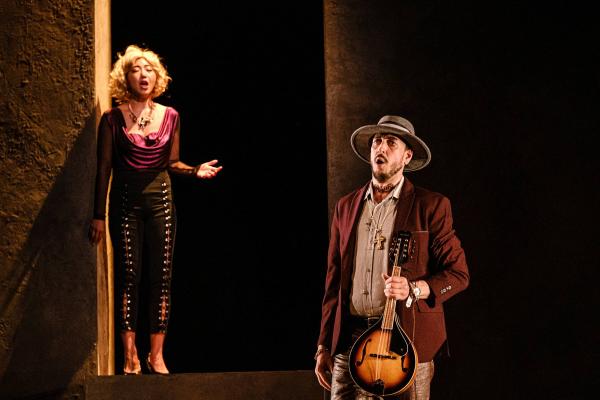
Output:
[381,264,401,330]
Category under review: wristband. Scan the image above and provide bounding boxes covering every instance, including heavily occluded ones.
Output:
[314,345,329,360]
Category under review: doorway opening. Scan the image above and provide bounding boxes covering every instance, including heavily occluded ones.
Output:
[98,2,328,374]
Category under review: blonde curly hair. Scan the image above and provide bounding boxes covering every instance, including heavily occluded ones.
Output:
[109,45,172,103]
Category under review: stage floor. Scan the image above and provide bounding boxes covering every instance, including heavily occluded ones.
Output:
[86,370,322,400]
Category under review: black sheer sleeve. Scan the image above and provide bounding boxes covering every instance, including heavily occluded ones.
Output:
[168,115,197,176]
[168,115,181,164]
[93,113,113,219]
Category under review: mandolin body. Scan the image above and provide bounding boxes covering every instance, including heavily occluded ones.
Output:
[348,316,418,397]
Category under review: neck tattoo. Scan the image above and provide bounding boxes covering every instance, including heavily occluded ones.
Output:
[372,181,398,193]
[128,101,154,131]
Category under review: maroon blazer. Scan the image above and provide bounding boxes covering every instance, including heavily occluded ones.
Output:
[318,178,469,362]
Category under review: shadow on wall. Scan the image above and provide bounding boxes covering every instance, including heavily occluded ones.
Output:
[0,111,99,399]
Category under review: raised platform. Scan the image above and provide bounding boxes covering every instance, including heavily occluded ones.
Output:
[85,370,323,400]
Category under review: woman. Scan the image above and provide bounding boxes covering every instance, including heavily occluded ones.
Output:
[88,45,222,375]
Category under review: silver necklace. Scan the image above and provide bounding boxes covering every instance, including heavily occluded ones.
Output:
[367,197,396,250]
[127,102,154,131]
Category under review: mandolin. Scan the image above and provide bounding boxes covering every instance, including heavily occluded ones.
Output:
[348,231,418,397]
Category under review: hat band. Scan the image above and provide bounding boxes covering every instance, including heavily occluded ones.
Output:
[379,122,411,134]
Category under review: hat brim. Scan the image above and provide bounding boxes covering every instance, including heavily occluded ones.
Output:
[350,125,431,171]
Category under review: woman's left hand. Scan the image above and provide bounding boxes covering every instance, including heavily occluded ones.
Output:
[88,219,106,245]
[196,159,223,179]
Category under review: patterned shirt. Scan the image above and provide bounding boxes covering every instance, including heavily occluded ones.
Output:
[350,177,404,317]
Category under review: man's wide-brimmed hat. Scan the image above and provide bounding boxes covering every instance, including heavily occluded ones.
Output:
[350,115,431,172]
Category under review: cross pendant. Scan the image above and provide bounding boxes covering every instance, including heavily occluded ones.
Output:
[373,232,386,250]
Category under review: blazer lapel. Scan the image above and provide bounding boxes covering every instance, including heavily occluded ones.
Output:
[393,178,416,230]
[341,183,369,283]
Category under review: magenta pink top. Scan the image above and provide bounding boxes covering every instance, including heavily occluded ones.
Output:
[92,107,182,218]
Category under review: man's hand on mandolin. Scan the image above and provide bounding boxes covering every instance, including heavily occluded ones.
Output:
[382,273,410,300]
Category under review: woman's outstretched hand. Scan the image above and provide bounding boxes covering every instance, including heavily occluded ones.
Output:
[195,159,223,179]
[88,219,105,245]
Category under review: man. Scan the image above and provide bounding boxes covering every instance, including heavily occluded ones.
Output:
[315,115,469,399]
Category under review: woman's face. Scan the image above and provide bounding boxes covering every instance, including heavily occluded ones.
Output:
[127,57,157,100]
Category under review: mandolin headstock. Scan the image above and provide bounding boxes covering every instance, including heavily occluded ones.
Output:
[389,231,412,267]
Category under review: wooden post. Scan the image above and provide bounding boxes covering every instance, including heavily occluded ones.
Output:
[94,0,113,376]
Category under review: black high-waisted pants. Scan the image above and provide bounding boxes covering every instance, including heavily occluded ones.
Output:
[109,169,176,333]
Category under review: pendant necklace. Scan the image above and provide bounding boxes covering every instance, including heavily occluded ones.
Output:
[367,197,396,250]
[128,101,154,131]
[367,180,400,250]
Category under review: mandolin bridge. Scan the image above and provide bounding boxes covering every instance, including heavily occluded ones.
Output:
[368,353,397,360]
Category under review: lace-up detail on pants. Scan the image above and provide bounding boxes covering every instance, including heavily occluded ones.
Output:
[119,183,135,331]
[110,170,176,334]
[157,181,174,332]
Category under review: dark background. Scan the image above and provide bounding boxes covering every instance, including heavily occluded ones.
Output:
[112,1,598,398]
[111,2,328,374]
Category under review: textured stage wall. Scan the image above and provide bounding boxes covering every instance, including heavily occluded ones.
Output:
[0,0,106,398]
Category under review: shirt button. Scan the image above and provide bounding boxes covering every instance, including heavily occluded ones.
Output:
[362,289,369,295]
